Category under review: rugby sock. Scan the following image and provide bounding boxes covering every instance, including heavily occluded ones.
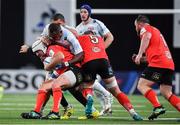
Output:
[34,90,47,113]
[52,88,62,113]
[41,91,51,113]
[69,88,87,107]
[61,94,69,107]
[93,80,111,109]
[116,92,133,111]
[144,89,161,108]
[82,88,93,98]
[168,94,180,112]
[93,80,110,97]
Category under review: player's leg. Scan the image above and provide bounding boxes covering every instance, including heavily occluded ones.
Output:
[159,69,180,112]
[60,93,74,119]
[21,80,53,119]
[46,71,74,119]
[40,90,51,115]
[44,68,82,119]
[160,84,180,111]
[137,78,162,107]
[93,79,113,116]
[69,87,87,107]
[97,59,142,120]
[81,82,95,118]
[137,78,165,120]
[44,74,70,119]
[103,76,143,121]
[68,85,100,119]
[137,67,168,120]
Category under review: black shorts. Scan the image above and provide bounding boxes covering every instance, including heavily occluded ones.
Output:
[140,67,174,85]
[67,65,83,86]
[81,58,114,82]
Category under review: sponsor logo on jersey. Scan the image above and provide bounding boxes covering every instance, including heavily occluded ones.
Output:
[92,47,101,52]
[140,27,147,35]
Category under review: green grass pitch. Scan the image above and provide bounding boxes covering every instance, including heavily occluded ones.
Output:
[0,93,179,124]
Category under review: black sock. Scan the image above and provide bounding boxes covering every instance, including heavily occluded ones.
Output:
[69,88,87,107]
[60,94,69,107]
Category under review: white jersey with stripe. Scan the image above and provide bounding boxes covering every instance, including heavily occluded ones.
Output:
[41,24,83,55]
[76,19,110,37]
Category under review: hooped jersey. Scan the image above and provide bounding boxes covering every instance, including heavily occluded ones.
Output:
[78,35,108,65]
[140,25,174,70]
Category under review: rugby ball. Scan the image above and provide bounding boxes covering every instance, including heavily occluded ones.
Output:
[43,57,52,65]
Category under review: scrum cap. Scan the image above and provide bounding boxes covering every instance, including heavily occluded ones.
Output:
[32,40,47,53]
[80,4,92,17]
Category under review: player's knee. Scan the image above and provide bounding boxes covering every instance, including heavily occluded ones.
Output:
[137,78,147,91]
[160,85,173,99]
[160,88,172,99]
[105,79,118,89]
[137,81,143,91]
[52,80,60,89]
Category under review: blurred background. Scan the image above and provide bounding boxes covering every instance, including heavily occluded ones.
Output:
[0,0,180,94]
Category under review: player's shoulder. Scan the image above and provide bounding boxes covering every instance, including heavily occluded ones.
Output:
[44,23,50,29]
[76,22,83,29]
[92,19,104,24]
[64,25,76,30]
[140,25,152,35]
[140,27,147,36]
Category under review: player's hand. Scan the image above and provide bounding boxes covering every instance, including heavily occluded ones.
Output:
[135,54,142,65]
[132,53,137,62]
[19,44,29,53]
[55,61,70,70]
[41,36,52,46]
[132,53,147,65]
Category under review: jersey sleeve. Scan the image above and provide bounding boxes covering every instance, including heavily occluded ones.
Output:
[140,25,152,36]
[95,19,110,36]
[75,23,82,35]
[62,27,83,55]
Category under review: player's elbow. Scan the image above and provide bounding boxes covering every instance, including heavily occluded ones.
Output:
[110,33,114,42]
[78,51,84,62]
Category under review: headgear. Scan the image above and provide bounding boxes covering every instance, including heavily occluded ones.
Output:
[32,40,47,53]
[80,4,92,17]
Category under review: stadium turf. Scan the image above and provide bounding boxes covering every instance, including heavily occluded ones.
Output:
[0,93,179,124]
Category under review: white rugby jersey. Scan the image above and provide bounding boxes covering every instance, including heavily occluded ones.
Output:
[41,24,83,55]
[76,19,110,37]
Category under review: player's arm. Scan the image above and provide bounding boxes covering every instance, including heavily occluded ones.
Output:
[64,25,79,38]
[19,44,30,53]
[104,32,114,49]
[65,29,84,64]
[132,53,147,64]
[19,44,37,56]
[44,52,64,71]
[68,51,84,65]
[96,20,114,49]
[135,32,152,65]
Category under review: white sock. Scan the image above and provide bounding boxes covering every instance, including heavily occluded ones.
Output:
[129,109,137,116]
[93,80,110,97]
[93,80,111,110]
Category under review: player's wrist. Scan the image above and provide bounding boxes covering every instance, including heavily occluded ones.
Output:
[55,61,70,70]
[63,61,70,67]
